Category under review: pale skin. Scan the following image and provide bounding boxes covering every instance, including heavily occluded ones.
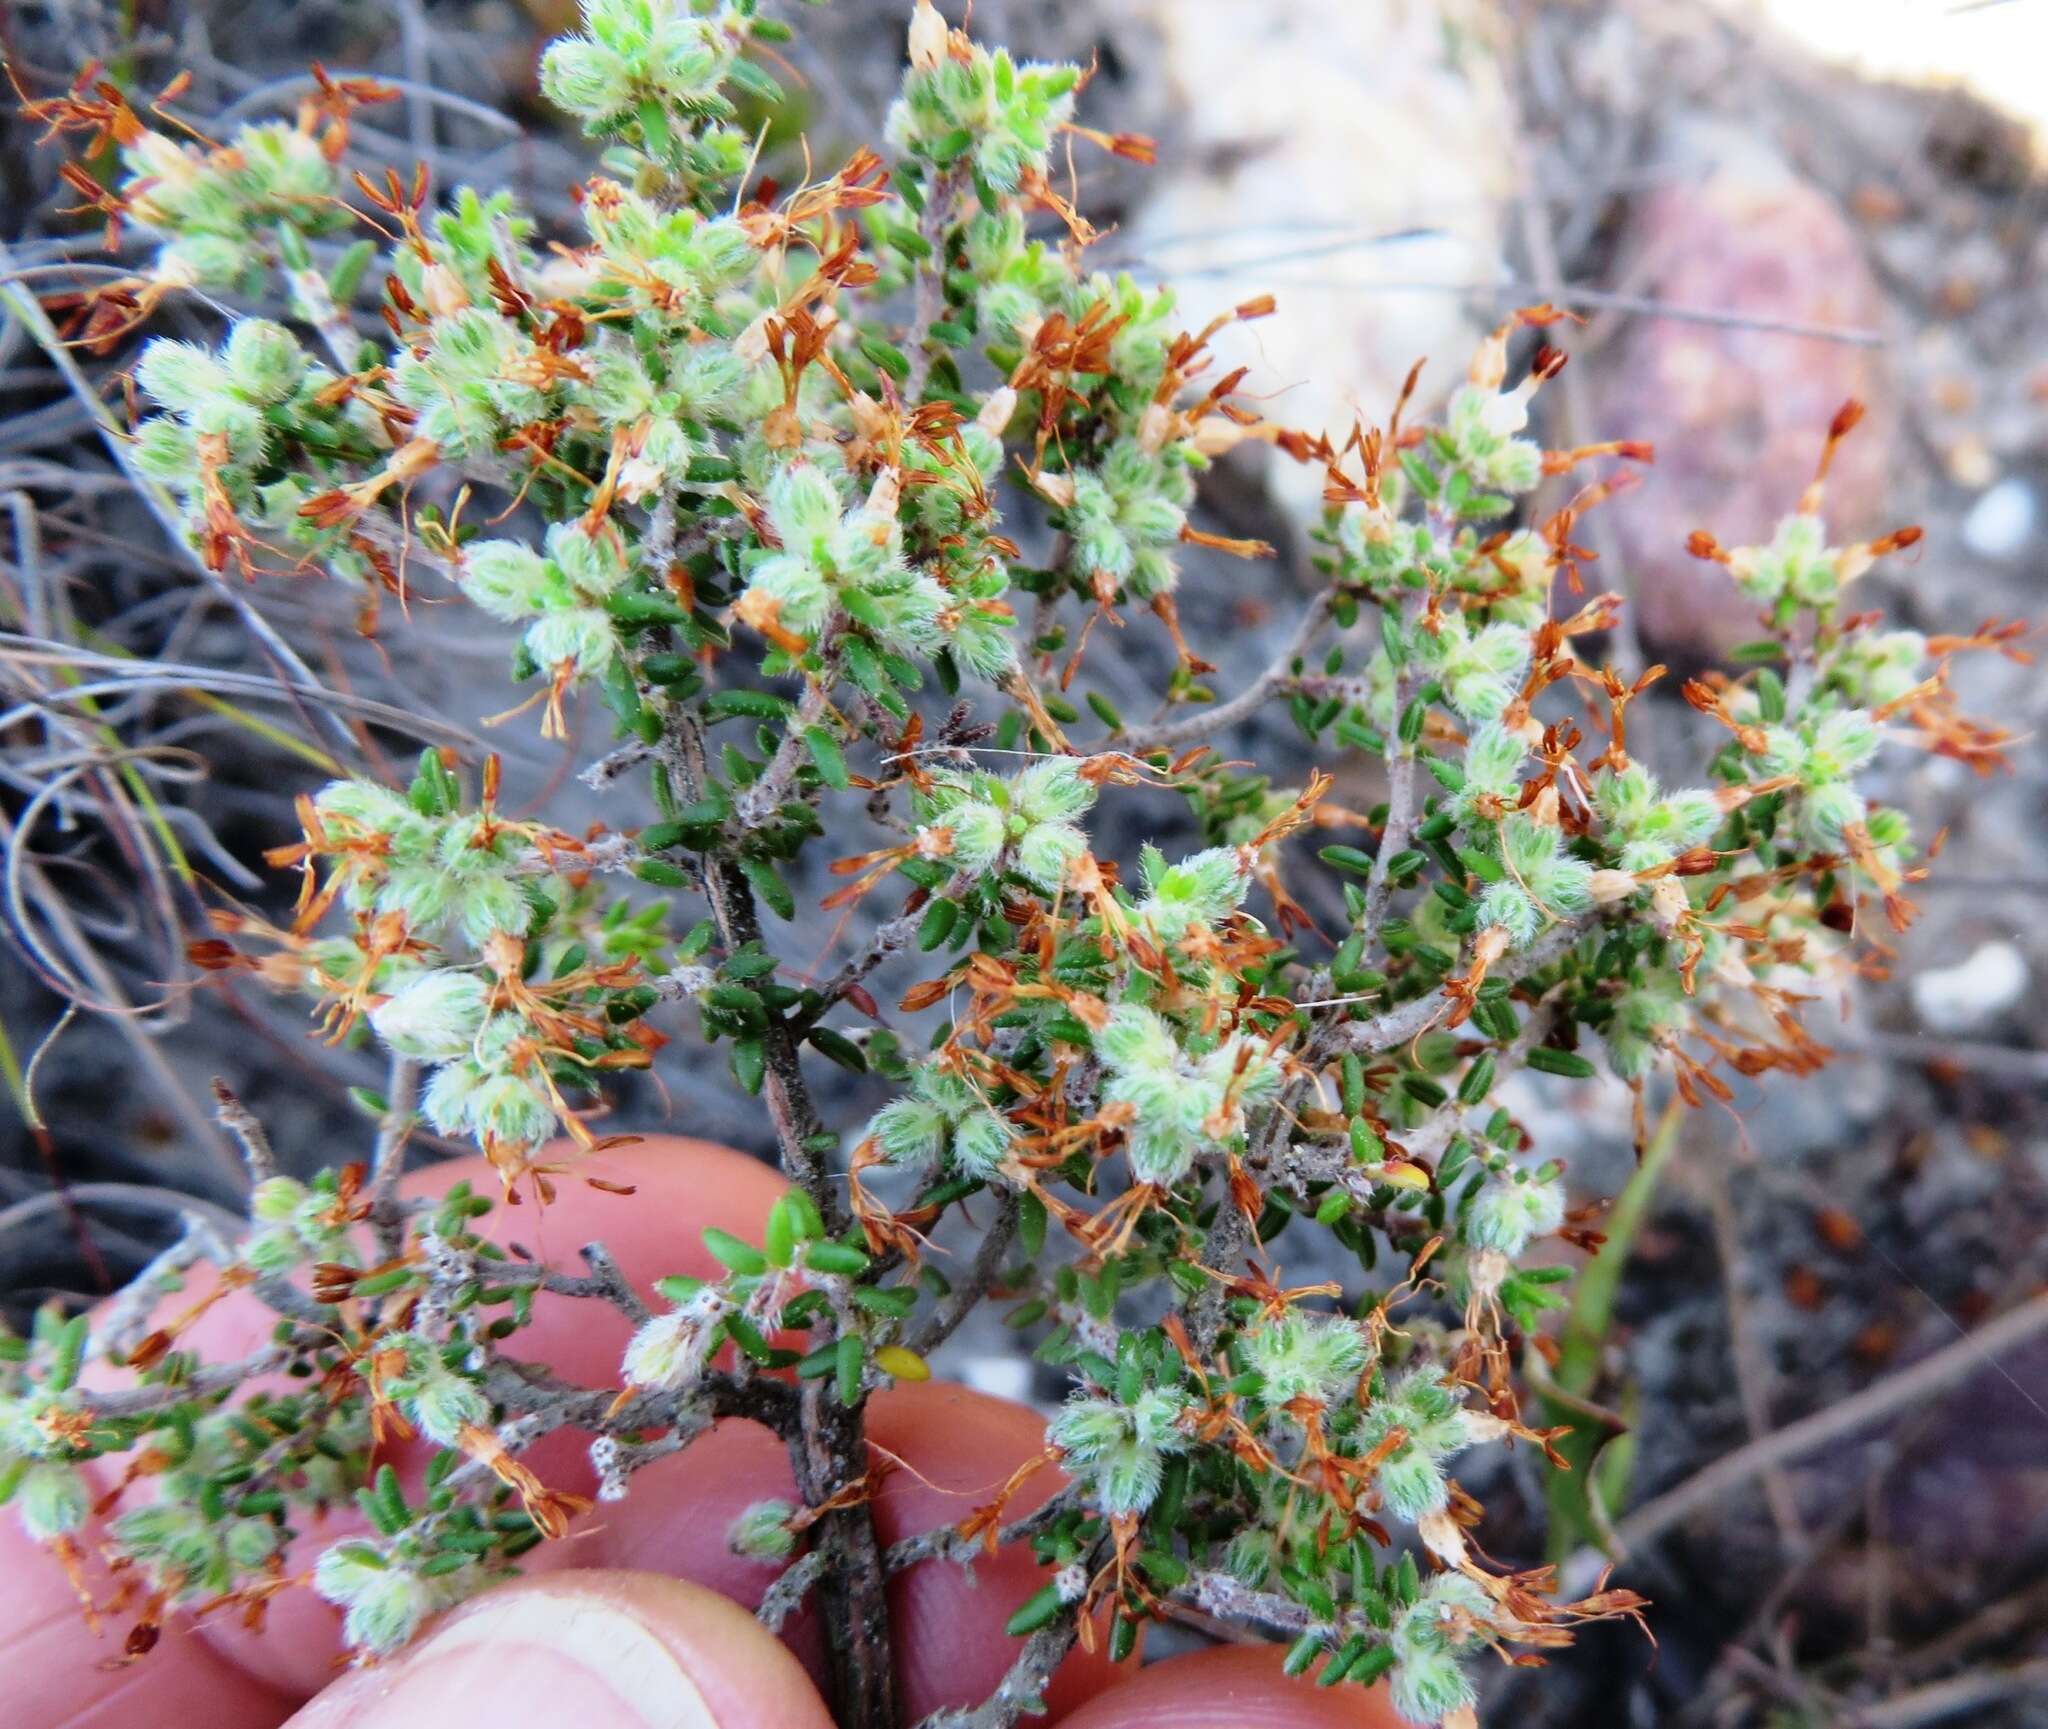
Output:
[3,1138,1404,1729]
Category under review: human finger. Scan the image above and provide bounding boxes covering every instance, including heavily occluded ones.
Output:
[60,1137,1116,1718]
[0,1504,295,1729]
[282,1570,832,1729]
[110,1135,793,1699]
[1052,1643,1407,1729]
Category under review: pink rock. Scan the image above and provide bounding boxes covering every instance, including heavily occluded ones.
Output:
[1589,159,1896,661]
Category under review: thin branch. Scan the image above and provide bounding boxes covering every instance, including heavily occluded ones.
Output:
[279,240,369,377]
[903,165,970,404]
[573,1242,652,1325]
[1,810,240,1182]
[0,266,361,756]
[367,1057,421,1263]
[666,714,837,1218]
[1357,586,1430,946]
[756,1548,830,1632]
[209,1078,277,1186]
[88,1218,212,1360]
[80,1350,291,1417]
[736,631,844,830]
[1115,592,1334,756]
[490,1245,655,1323]
[1187,1189,1254,1355]
[1895,1576,2048,1682]
[1703,1157,1807,1553]
[799,871,976,1032]
[1605,1287,2048,1560]
[915,1531,1099,1729]
[1329,919,1583,1059]
[755,1481,1074,1634]
[920,1619,1080,1729]
[907,1188,1021,1356]
[664,709,898,1729]
[0,633,478,745]
[1146,248,1887,347]
[1838,1031,2048,1084]
[1849,1660,2048,1729]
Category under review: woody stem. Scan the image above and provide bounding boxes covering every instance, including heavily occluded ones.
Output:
[665,712,898,1729]
[903,163,969,405]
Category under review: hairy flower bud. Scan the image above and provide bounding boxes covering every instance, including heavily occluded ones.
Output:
[1048,1387,1190,1517]
[370,970,488,1062]
[621,1290,727,1394]
[1465,1171,1566,1259]
[222,319,309,405]
[728,1497,799,1560]
[313,1545,462,1655]
[249,1175,309,1224]
[15,1464,89,1542]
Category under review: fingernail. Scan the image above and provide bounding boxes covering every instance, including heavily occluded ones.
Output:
[298,1587,719,1729]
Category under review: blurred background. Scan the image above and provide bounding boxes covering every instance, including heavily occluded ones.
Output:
[1,1,2044,1724]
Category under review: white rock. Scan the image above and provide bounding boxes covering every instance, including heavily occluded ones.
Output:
[955,1351,1035,1407]
[1961,477,2035,561]
[1909,939,2028,1034]
[1119,0,1512,511]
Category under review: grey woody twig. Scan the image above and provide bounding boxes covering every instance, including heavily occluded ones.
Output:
[210,1078,278,1185]
[1600,1288,2048,1563]
[1115,592,1335,756]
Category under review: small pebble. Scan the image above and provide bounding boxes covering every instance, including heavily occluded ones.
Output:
[1961,476,2036,560]
[1909,939,2027,1033]
[957,1353,1035,1406]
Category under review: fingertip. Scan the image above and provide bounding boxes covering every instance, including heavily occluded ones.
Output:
[557,1415,796,1603]
[393,1138,800,1515]
[865,1380,1061,1541]
[405,1135,791,1396]
[97,1136,791,1380]
[866,1382,1125,1721]
[1051,1643,1408,1729]
[0,1509,294,1729]
[286,1571,831,1729]
[130,1136,794,1697]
